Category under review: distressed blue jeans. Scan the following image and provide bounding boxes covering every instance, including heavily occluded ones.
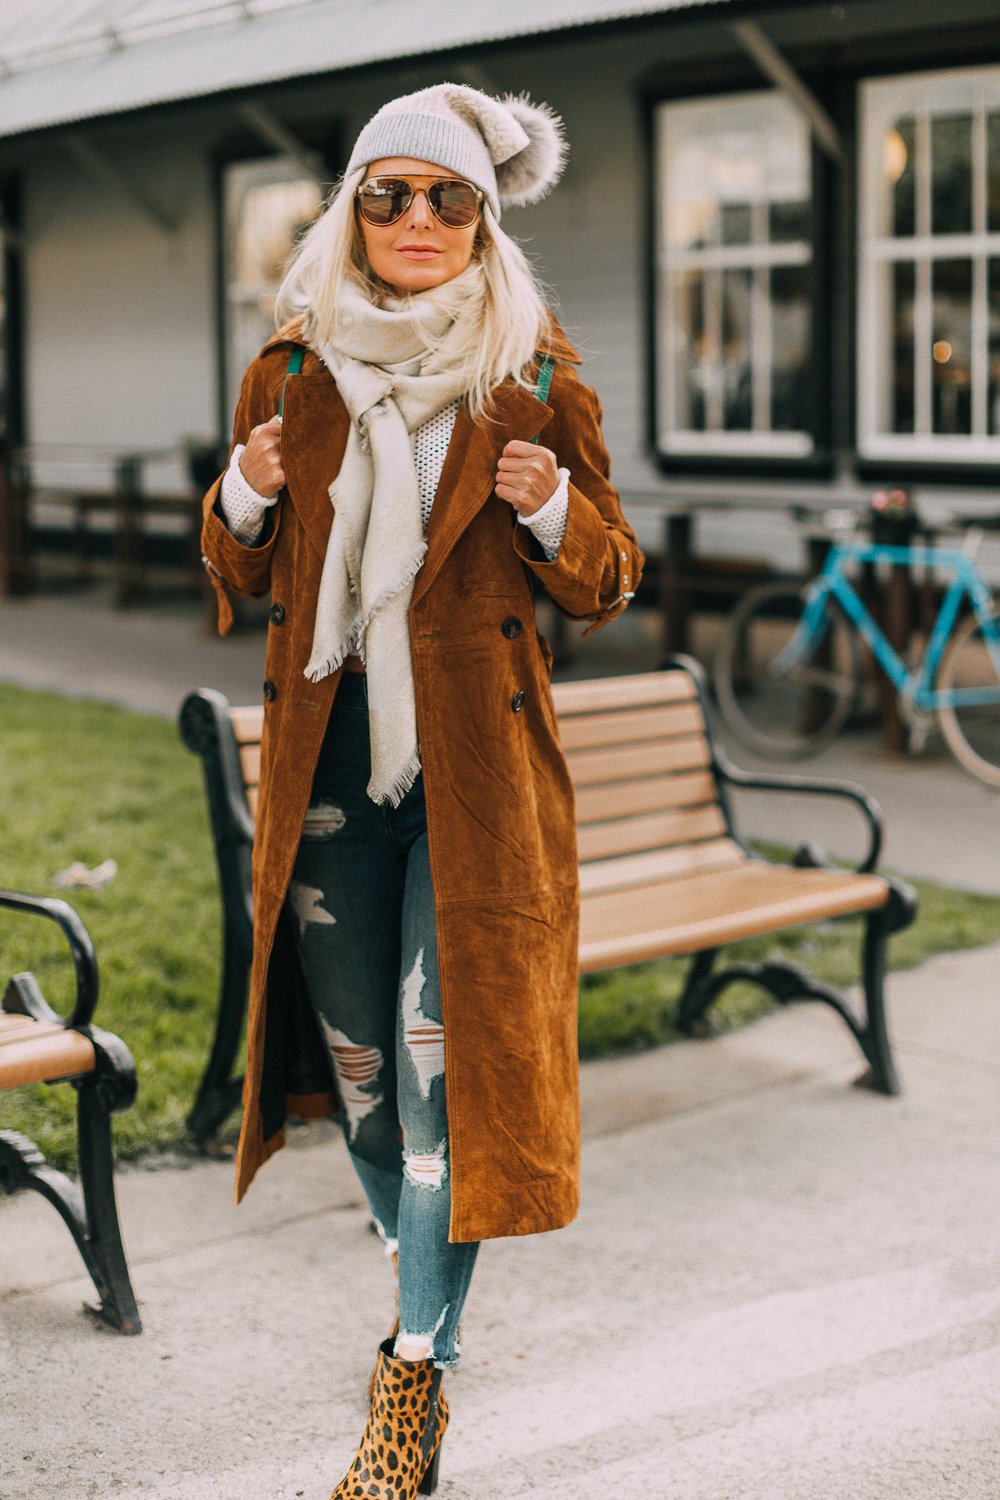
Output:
[287,671,479,1366]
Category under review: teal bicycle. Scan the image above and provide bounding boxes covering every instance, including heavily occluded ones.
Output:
[713,533,1000,787]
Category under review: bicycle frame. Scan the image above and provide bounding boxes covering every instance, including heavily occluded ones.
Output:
[774,542,1000,711]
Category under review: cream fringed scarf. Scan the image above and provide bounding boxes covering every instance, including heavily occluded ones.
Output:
[303,266,484,806]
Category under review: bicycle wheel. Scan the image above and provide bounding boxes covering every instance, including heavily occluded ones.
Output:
[935,606,1000,788]
[714,582,862,758]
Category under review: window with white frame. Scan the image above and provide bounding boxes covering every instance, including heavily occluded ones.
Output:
[223,157,323,429]
[655,91,815,459]
[858,65,1000,461]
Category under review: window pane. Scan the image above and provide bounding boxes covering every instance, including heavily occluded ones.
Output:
[669,268,754,431]
[0,277,8,440]
[771,266,812,431]
[932,259,972,434]
[769,201,811,243]
[887,118,916,237]
[224,159,323,427]
[932,116,973,234]
[671,269,705,430]
[721,269,752,430]
[720,204,752,245]
[988,259,1000,434]
[657,90,814,453]
[988,115,1000,233]
[892,262,915,433]
[661,93,810,249]
[862,67,1000,459]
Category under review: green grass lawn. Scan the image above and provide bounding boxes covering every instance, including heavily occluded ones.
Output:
[2,682,999,1171]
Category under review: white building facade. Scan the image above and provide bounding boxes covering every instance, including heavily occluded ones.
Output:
[1,0,999,565]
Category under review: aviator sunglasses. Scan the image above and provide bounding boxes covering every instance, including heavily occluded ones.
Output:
[356,175,485,230]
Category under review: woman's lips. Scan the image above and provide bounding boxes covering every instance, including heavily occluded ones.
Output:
[396,246,444,260]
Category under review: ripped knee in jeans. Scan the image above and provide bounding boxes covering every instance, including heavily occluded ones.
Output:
[403,1139,447,1191]
[301,801,347,840]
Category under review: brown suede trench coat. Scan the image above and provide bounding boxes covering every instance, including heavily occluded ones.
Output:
[201,315,644,1243]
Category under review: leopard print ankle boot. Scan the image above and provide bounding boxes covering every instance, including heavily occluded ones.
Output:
[332,1338,448,1499]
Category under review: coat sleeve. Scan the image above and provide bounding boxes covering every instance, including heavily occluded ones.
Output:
[201,350,286,634]
[510,361,644,632]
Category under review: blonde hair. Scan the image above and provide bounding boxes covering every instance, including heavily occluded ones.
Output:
[275,169,550,421]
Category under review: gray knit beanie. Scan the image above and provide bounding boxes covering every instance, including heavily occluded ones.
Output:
[346,83,567,218]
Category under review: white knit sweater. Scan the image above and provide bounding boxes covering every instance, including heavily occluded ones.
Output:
[220,401,569,560]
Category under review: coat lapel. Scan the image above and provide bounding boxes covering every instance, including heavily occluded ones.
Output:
[412,382,553,608]
[278,371,349,562]
[278,363,554,602]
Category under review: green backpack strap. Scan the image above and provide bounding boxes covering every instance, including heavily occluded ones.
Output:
[278,344,305,421]
[531,354,555,444]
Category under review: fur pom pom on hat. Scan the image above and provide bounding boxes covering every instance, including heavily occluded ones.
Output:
[346,83,567,217]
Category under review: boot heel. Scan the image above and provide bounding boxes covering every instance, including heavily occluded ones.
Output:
[417,1440,443,1495]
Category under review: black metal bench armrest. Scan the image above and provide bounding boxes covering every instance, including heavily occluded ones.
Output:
[712,753,884,873]
[0,890,99,1028]
[661,654,885,875]
[178,689,255,848]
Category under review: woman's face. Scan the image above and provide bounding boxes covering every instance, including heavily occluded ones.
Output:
[357,156,481,296]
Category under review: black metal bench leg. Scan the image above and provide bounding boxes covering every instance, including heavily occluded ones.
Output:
[858,908,901,1096]
[675,882,916,1094]
[0,1128,104,1289]
[677,948,719,1034]
[186,928,249,1150]
[0,1116,141,1334]
[75,1075,142,1333]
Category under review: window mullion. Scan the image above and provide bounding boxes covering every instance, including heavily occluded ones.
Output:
[916,113,931,237]
[752,264,770,432]
[705,269,723,432]
[972,256,988,437]
[914,258,933,434]
[973,97,987,235]
[914,113,932,436]
[972,100,988,437]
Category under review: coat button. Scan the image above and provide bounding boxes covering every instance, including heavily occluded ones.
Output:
[263,680,276,702]
[501,616,523,639]
[511,690,526,712]
[269,602,285,625]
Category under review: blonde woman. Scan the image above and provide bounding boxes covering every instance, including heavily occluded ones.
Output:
[202,84,643,1499]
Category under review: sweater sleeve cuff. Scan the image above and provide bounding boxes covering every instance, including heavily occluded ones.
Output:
[517,467,570,563]
[220,445,277,546]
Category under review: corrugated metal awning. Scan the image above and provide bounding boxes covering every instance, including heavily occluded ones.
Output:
[0,0,735,141]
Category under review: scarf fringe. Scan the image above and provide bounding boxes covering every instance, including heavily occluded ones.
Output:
[368,744,423,809]
[303,612,365,683]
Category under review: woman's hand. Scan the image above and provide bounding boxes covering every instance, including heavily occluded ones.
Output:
[495,441,559,517]
[239,415,286,499]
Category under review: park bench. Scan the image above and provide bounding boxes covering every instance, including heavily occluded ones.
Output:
[0,890,142,1334]
[179,655,916,1151]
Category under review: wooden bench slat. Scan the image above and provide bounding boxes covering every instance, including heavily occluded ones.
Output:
[566,732,710,787]
[0,1014,63,1043]
[579,863,890,971]
[575,769,718,825]
[576,804,727,862]
[0,1016,95,1088]
[579,839,747,895]
[551,671,696,716]
[247,786,259,817]
[240,745,261,785]
[558,703,708,751]
[231,706,264,744]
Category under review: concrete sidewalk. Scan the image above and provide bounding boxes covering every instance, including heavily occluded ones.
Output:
[3,944,999,1499]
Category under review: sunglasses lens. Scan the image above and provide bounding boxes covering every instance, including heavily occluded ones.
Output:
[359,179,412,225]
[428,180,480,227]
